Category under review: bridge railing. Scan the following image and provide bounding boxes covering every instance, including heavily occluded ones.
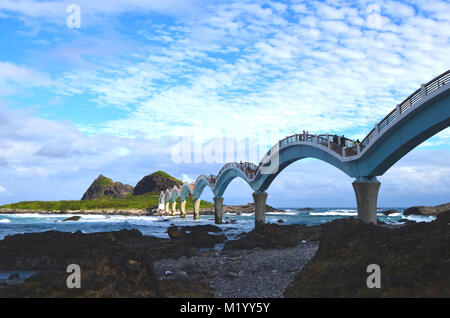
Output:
[360,69,450,150]
[216,161,259,181]
[210,70,450,185]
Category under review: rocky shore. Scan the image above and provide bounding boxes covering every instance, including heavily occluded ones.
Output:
[0,203,280,216]
[285,211,449,297]
[0,212,448,298]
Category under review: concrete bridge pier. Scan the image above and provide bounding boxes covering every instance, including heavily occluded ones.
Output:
[193,199,200,220]
[180,200,186,218]
[253,192,268,230]
[352,177,381,225]
[214,197,224,224]
[165,202,170,213]
[171,201,177,216]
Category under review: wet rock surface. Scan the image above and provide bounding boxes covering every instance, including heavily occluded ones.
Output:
[0,229,214,297]
[154,242,319,298]
[167,225,227,248]
[382,209,398,215]
[284,212,450,297]
[223,223,322,250]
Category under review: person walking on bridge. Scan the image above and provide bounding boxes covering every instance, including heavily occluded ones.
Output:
[340,135,346,148]
[333,134,338,144]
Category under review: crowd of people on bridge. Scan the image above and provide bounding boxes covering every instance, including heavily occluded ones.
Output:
[238,161,256,179]
[331,134,361,154]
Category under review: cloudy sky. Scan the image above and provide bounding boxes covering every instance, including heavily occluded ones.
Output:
[0,0,449,207]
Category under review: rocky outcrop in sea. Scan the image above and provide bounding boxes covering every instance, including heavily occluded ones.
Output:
[133,171,182,195]
[403,202,449,216]
[81,175,133,200]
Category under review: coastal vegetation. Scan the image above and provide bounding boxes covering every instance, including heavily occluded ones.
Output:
[0,194,213,212]
[0,170,212,212]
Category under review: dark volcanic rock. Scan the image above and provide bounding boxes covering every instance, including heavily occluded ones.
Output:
[133,171,182,196]
[403,202,450,216]
[8,273,19,280]
[167,225,227,248]
[284,212,450,297]
[223,203,280,213]
[382,209,398,215]
[81,175,133,200]
[198,203,281,215]
[223,223,322,251]
[0,229,214,297]
[62,216,81,222]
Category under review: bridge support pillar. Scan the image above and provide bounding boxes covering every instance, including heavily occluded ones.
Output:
[171,201,177,216]
[165,202,170,213]
[352,177,380,225]
[180,200,186,218]
[253,192,268,230]
[193,199,200,220]
[214,197,224,224]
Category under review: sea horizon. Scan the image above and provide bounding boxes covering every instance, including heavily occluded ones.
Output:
[0,206,435,241]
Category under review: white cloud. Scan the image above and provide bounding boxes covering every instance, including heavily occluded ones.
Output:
[0,62,53,94]
[181,173,194,183]
[39,0,448,149]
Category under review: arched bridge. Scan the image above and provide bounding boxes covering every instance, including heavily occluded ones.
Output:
[160,70,450,227]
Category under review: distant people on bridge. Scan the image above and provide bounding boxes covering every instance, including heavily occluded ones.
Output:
[340,135,346,148]
[333,134,338,144]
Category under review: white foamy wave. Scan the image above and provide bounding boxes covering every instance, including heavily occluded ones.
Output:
[402,215,436,223]
[53,214,162,223]
[309,211,357,216]
[1,213,54,218]
[0,219,11,223]
[267,212,298,216]
[387,213,401,217]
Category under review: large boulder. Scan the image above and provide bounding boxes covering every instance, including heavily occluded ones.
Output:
[403,202,450,216]
[222,203,280,213]
[133,171,182,195]
[81,175,133,200]
[167,225,227,248]
[284,214,450,297]
[382,209,399,216]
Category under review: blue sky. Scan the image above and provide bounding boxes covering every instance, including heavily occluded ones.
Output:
[0,0,449,207]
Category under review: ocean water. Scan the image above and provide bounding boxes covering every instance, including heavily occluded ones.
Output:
[0,208,436,241]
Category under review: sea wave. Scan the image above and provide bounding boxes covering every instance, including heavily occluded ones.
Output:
[402,215,436,223]
[309,211,357,216]
[0,213,53,218]
[266,212,299,216]
[0,219,11,223]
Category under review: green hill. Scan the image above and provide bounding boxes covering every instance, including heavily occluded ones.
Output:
[0,170,212,212]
